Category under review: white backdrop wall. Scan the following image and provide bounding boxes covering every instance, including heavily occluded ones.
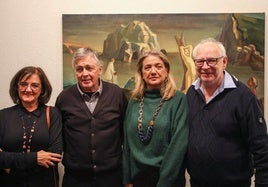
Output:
[0,0,267,115]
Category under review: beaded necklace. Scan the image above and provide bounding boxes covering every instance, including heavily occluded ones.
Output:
[21,116,37,153]
[137,97,165,144]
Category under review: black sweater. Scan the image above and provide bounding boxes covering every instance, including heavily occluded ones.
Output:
[55,81,128,173]
[186,79,268,186]
[0,104,62,187]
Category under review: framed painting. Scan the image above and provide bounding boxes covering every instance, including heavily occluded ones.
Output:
[62,13,264,109]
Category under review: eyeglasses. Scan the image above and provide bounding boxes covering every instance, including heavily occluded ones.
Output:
[194,56,224,67]
[18,82,41,91]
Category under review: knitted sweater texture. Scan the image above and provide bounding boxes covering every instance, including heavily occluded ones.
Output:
[55,82,128,172]
[123,90,189,187]
[186,79,268,186]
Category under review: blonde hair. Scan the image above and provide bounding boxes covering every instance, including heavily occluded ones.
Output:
[131,50,177,100]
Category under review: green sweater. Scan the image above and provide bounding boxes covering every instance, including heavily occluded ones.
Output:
[123,90,189,187]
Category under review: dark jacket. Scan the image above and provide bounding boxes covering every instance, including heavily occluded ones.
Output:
[186,78,268,187]
[55,81,128,173]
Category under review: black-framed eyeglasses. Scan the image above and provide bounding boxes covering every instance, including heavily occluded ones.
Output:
[194,56,224,67]
[18,82,41,91]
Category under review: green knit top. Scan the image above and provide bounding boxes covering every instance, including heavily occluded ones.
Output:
[123,89,189,187]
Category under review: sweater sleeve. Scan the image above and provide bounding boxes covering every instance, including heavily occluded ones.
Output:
[245,97,268,186]
[157,93,189,187]
[0,151,37,169]
[0,109,37,169]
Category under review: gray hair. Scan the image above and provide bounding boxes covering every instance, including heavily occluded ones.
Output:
[72,47,102,68]
[192,37,226,59]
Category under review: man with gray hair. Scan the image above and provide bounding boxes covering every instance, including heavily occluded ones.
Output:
[56,48,128,187]
[186,38,268,187]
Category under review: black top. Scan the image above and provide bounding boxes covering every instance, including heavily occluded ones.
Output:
[0,104,63,187]
[186,78,268,187]
[55,81,128,173]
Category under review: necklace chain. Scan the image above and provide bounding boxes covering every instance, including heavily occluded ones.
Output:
[22,116,36,153]
[137,97,165,144]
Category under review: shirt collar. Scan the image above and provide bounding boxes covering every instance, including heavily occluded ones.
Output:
[193,70,236,91]
[18,103,42,117]
[77,79,103,97]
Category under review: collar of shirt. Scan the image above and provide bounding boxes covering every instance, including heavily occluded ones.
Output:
[18,103,42,118]
[192,71,237,103]
[77,79,103,99]
[77,80,102,113]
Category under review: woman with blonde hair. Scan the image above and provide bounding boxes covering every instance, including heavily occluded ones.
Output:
[123,50,189,187]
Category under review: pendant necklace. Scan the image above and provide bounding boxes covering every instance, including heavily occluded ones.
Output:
[137,97,165,144]
[21,116,37,153]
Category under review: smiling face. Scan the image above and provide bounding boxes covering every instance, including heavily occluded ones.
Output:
[74,56,102,93]
[195,42,227,89]
[141,55,168,90]
[18,73,42,107]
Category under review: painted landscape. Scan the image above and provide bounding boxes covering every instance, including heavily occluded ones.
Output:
[62,13,264,105]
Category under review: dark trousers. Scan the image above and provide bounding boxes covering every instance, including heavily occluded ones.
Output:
[62,167,123,187]
[132,166,186,187]
[190,178,251,187]
[132,168,159,187]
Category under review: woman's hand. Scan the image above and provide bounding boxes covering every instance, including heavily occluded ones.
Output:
[37,150,62,168]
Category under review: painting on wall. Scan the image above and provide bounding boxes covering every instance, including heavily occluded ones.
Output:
[62,13,264,109]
